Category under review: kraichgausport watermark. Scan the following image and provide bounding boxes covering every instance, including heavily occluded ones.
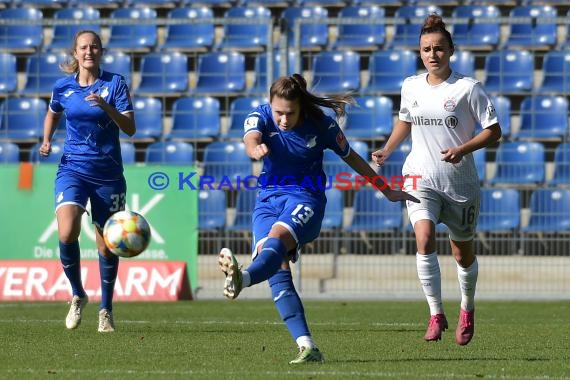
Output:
[147,171,421,191]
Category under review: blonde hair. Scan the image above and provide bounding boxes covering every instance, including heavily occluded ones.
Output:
[59,30,104,74]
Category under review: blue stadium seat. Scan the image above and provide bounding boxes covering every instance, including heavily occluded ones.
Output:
[514,95,568,141]
[123,0,178,7]
[282,6,328,51]
[120,141,136,164]
[0,97,46,142]
[490,95,512,139]
[160,7,215,52]
[47,8,101,51]
[377,140,411,181]
[332,5,385,51]
[227,189,257,232]
[106,8,157,53]
[503,5,557,50]
[363,49,417,95]
[145,141,194,164]
[483,50,534,94]
[322,187,343,231]
[388,5,442,49]
[20,52,68,96]
[523,189,570,233]
[473,147,486,183]
[224,96,266,139]
[202,141,252,184]
[477,188,520,233]
[29,141,64,164]
[547,142,570,186]
[248,50,297,95]
[101,50,132,88]
[217,6,272,52]
[193,52,246,95]
[351,0,400,5]
[490,141,545,187]
[0,52,17,94]
[344,96,393,140]
[183,0,236,6]
[20,0,68,7]
[450,50,475,78]
[451,5,500,50]
[167,96,220,141]
[198,190,227,231]
[297,0,345,6]
[128,97,163,141]
[135,52,188,96]
[323,140,369,179]
[346,188,402,232]
[240,0,289,6]
[0,8,43,53]
[538,51,570,94]
[67,0,122,7]
[311,50,360,94]
[0,141,19,163]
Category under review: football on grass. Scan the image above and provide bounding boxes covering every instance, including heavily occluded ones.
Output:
[103,210,151,258]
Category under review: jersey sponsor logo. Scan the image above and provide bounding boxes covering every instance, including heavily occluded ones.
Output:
[443,98,457,112]
[487,105,496,118]
[306,135,317,148]
[445,116,459,129]
[410,116,444,126]
[244,116,258,132]
[335,130,347,150]
[99,86,109,99]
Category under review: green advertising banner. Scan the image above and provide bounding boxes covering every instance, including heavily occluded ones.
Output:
[0,164,198,294]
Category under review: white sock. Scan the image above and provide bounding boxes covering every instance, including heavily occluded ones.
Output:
[242,271,251,288]
[296,335,316,349]
[457,257,478,312]
[416,252,443,315]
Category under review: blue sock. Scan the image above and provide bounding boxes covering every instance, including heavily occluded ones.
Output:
[59,241,85,298]
[247,238,287,285]
[269,270,310,340]
[99,253,119,311]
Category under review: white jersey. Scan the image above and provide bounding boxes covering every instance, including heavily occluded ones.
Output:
[399,71,498,202]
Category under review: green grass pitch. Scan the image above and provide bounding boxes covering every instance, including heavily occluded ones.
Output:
[1,300,569,379]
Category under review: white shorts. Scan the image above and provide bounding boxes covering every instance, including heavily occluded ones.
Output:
[406,186,480,242]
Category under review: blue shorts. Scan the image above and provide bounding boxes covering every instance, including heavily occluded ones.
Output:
[251,189,326,255]
[54,168,127,229]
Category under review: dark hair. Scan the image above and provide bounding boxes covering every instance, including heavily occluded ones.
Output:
[269,73,354,121]
[419,14,454,51]
[60,30,104,74]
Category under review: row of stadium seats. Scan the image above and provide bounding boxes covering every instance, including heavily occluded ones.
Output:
[1,0,569,11]
[2,49,569,97]
[0,94,567,143]
[198,187,570,234]
[1,5,570,53]
[3,140,570,188]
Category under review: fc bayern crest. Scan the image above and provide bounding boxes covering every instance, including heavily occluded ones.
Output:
[443,98,457,112]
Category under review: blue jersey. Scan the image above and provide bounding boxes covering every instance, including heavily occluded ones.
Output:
[49,70,133,179]
[244,103,350,195]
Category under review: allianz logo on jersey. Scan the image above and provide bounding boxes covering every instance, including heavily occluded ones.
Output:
[411,115,459,129]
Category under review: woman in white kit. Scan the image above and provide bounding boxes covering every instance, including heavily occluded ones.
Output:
[372,14,502,345]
